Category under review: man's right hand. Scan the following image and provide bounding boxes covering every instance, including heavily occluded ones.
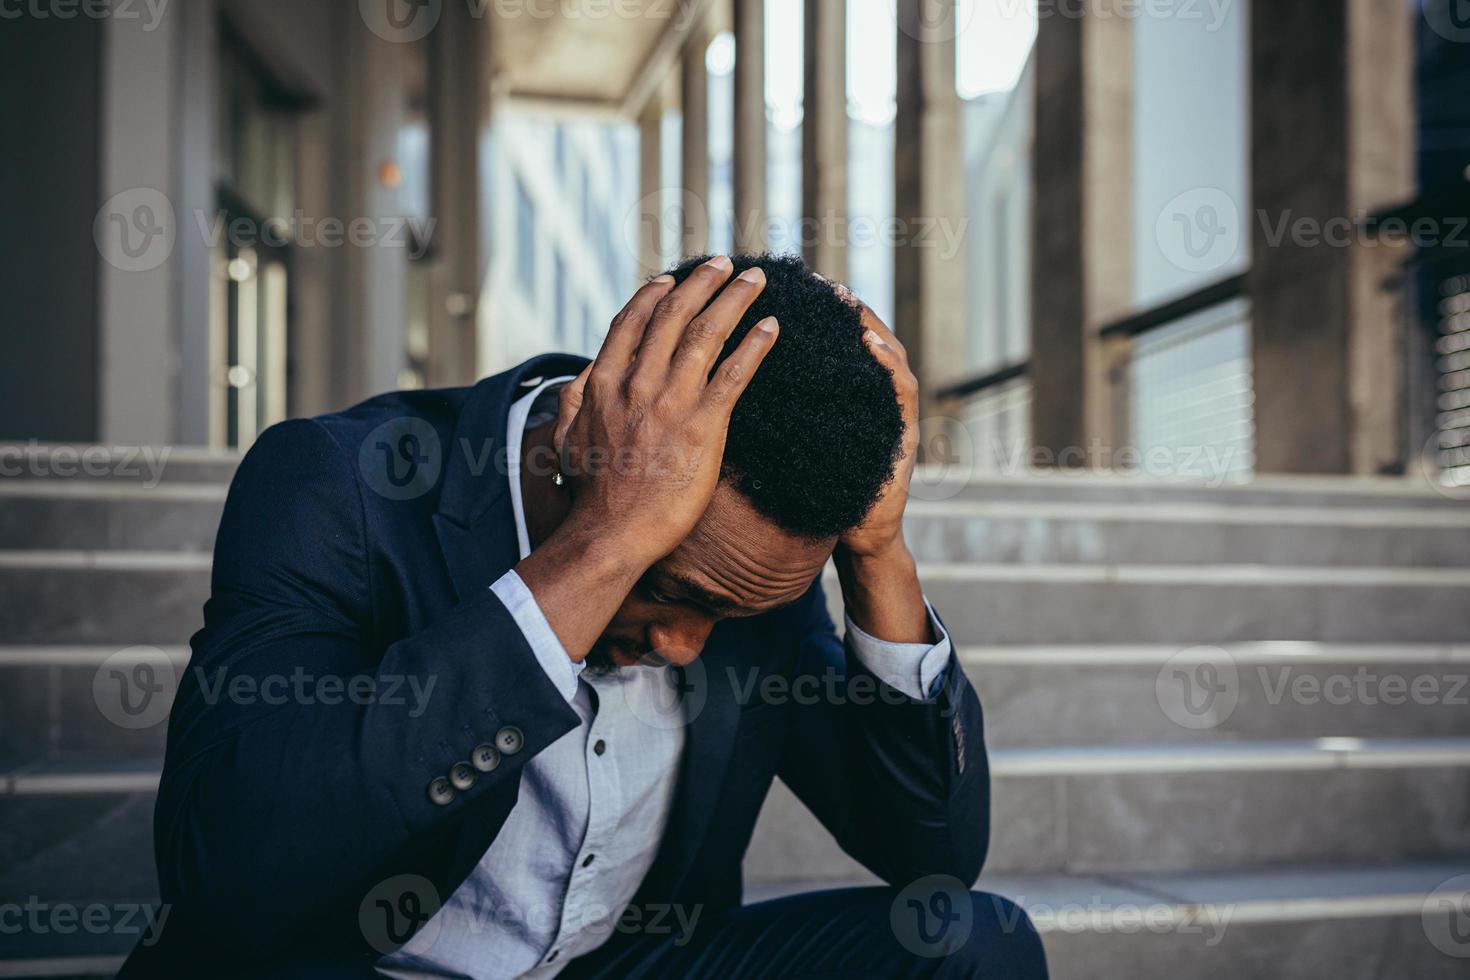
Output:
[554,255,776,566]
[516,256,778,661]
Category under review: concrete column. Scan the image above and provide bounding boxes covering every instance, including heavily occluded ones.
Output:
[638,96,665,278]
[801,0,847,280]
[98,6,182,444]
[1249,0,1415,474]
[733,0,768,254]
[1029,0,1133,459]
[427,0,484,387]
[894,0,966,407]
[342,15,408,403]
[175,1,219,444]
[681,27,712,257]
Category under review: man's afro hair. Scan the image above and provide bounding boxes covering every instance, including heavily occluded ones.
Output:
[665,252,904,539]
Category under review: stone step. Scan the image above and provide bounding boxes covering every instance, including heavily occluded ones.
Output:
[966,643,1470,747]
[745,738,1470,879]
[0,444,239,486]
[0,648,186,762]
[3,861,1466,980]
[6,644,1470,767]
[896,564,1470,644]
[12,739,1469,885]
[0,553,211,646]
[5,746,1464,975]
[7,552,1470,648]
[903,499,1470,566]
[0,785,158,979]
[0,483,224,552]
[9,484,1470,568]
[911,467,1468,511]
[746,860,1470,980]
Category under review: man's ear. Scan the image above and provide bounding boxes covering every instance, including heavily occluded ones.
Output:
[553,363,592,455]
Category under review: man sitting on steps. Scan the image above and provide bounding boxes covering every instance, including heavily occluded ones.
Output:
[122,253,1048,979]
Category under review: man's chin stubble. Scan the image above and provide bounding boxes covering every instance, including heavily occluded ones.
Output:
[582,648,620,676]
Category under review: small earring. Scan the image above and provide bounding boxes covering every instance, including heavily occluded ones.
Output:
[552,470,565,487]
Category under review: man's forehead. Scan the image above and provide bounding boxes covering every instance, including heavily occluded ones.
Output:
[657,485,834,612]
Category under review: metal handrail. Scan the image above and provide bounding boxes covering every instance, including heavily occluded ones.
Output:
[934,359,1030,401]
[1098,273,1249,340]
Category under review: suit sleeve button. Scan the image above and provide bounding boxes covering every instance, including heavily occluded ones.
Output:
[496,726,524,755]
[449,762,477,791]
[428,777,456,806]
[472,743,501,772]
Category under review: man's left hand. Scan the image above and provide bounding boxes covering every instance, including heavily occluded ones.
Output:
[832,304,934,646]
[839,306,919,562]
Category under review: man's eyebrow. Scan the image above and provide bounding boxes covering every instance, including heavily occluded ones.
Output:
[661,572,740,613]
[660,571,804,617]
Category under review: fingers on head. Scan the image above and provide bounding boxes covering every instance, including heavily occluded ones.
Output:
[675,266,768,373]
[703,317,778,413]
[594,276,677,379]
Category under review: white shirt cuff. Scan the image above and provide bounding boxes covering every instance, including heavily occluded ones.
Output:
[844,597,952,701]
[490,569,583,702]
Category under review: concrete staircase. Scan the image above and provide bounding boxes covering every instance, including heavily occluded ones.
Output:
[2,449,1469,977]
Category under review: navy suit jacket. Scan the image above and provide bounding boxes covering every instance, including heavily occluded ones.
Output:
[122,354,990,976]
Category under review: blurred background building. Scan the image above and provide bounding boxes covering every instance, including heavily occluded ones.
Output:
[2,1,1470,978]
[4,0,1467,491]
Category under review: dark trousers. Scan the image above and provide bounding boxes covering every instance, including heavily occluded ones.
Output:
[231,886,1048,979]
[559,886,1049,980]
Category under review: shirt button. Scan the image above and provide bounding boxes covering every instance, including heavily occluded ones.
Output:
[593,739,606,756]
[582,854,595,868]
[449,762,477,791]
[428,777,455,806]
[471,743,501,772]
[496,726,525,755]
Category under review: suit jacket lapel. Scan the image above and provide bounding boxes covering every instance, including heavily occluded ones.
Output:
[432,353,590,603]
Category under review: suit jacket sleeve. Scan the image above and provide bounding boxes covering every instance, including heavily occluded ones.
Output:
[774,580,990,887]
[153,419,581,952]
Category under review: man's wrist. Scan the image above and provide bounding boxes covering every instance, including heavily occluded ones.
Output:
[834,539,932,645]
[835,536,915,582]
[515,512,653,664]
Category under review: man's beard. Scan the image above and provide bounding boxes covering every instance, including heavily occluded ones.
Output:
[582,647,620,676]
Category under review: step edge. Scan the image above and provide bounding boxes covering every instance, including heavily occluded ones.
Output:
[959,642,1470,666]
[0,955,126,979]
[905,499,1470,529]
[9,738,1470,792]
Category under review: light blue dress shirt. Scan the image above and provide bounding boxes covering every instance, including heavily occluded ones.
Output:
[379,378,951,979]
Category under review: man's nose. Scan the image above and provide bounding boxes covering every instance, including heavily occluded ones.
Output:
[647,619,715,666]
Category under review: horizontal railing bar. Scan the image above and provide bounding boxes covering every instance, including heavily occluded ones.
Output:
[1099,273,1249,340]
